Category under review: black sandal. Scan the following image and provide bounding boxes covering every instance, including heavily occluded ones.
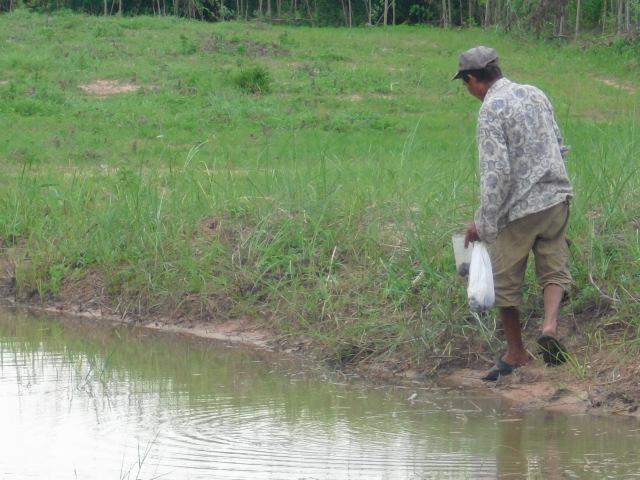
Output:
[536,334,569,365]
[482,358,521,381]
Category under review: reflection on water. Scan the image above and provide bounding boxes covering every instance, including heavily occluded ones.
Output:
[1,308,639,479]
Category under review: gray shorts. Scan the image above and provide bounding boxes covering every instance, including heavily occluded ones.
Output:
[490,201,571,308]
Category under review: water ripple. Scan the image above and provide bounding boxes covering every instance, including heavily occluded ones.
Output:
[2,313,640,479]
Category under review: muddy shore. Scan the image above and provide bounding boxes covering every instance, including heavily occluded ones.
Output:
[7,292,639,421]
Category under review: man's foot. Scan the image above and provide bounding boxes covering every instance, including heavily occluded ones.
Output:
[536,334,569,365]
[482,358,522,381]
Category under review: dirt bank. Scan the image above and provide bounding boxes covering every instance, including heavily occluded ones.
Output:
[151,320,640,419]
[7,288,639,420]
[0,253,637,418]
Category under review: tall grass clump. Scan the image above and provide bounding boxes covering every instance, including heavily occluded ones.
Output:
[566,118,639,323]
[233,65,273,94]
[0,11,638,370]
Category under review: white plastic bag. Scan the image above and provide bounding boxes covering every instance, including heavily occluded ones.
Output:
[467,242,495,312]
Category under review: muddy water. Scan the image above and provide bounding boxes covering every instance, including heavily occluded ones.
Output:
[1,309,639,479]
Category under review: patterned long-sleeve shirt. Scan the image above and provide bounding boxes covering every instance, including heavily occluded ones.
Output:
[474,78,573,244]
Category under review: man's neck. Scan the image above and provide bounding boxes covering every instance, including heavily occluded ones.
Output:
[479,76,503,102]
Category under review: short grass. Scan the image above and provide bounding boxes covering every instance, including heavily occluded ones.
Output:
[0,10,638,369]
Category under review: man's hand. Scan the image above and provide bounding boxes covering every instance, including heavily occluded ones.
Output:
[465,222,481,248]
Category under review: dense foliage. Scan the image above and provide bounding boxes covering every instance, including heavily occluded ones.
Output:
[3,0,640,34]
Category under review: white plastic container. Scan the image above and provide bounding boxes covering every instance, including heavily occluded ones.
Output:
[451,234,473,276]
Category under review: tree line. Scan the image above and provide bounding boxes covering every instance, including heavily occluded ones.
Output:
[3,0,639,36]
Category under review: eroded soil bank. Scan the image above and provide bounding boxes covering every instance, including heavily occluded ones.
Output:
[5,283,639,421]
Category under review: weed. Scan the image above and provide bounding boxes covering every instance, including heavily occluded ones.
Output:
[179,33,197,54]
[233,64,272,93]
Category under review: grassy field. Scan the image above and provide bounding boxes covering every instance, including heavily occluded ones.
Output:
[0,10,638,371]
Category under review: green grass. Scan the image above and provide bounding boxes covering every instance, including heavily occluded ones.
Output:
[0,10,638,370]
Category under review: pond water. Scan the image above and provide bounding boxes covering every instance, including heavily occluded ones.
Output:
[1,308,639,479]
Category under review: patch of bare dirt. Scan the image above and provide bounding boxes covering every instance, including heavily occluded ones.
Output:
[598,77,636,93]
[203,35,289,57]
[78,79,143,98]
[146,319,272,348]
[443,363,638,417]
[440,322,640,418]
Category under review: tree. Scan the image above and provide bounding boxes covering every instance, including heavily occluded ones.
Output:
[441,0,451,26]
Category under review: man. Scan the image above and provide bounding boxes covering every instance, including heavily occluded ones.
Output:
[453,46,573,381]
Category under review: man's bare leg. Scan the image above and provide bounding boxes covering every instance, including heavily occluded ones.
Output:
[541,284,564,338]
[499,306,532,366]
